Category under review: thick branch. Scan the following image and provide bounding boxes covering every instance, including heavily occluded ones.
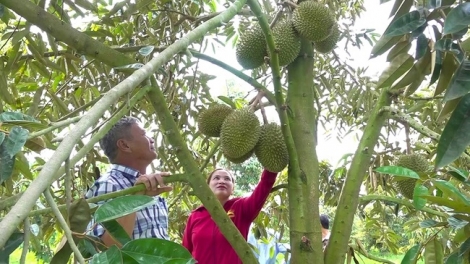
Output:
[28,116,82,139]
[325,89,392,263]
[28,173,186,217]
[383,106,440,140]
[148,74,258,262]
[359,194,447,217]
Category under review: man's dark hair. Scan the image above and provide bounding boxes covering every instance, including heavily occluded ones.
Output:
[99,116,138,162]
[320,214,329,230]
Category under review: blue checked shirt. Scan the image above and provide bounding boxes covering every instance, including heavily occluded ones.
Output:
[85,164,169,240]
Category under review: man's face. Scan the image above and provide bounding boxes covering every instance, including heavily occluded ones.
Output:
[124,123,157,162]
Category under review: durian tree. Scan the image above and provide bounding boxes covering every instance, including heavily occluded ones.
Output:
[1,0,470,263]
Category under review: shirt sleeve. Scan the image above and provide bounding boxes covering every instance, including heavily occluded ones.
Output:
[239,169,278,222]
[85,180,120,237]
[182,214,194,253]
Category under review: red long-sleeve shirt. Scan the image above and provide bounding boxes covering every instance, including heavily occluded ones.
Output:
[182,169,278,264]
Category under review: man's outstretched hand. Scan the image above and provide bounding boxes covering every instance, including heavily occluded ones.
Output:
[135,172,173,196]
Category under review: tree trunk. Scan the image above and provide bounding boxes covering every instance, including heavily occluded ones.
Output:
[286,40,323,263]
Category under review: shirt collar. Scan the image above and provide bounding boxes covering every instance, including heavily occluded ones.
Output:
[110,164,140,178]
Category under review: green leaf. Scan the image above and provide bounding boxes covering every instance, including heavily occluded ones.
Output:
[386,40,412,62]
[370,35,403,58]
[401,244,420,264]
[419,219,439,228]
[424,238,444,264]
[138,46,154,57]
[2,126,29,158]
[443,3,470,35]
[435,40,463,56]
[459,237,470,257]
[413,184,428,210]
[113,63,144,73]
[447,166,468,182]
[0,132,5,145]
[433,180,470,205]
[91,245,123,263]
[15,152,33,180]
[0,5,4,18]
[0,121,45,131]
[436,93,470,169]
[0,142,16,184]
[101,220,132,246]
[428,0,442,8]
[375,166,420,179]
[384,10,427,37]
[423,196,470,213]
[217,96,237,109]
[376,53,414,88]
[121,238,195,263]
[415,34,428,60]
[0,111,37,122]
[430,50,443,86]
[445,251,463,264]
[443,59,470,102]
[94,195,155,223]
[434,53,458,97]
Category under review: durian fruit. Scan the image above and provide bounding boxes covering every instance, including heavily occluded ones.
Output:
[254,123,289,173]
[220,109,261,159]
[225,149,254,164]
[268,20,301,66]
[292,1,336,42]
[314,23,340,54]
[393,154,429,199]
[235,25,267,69]
[197,104,233,137]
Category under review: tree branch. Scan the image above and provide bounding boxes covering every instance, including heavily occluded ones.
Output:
[44,189,85,264]
[28,173,187,217]
[147,69,259,262]
[359,194,448,217]
[326,89,392,263]
[382,106,440,141]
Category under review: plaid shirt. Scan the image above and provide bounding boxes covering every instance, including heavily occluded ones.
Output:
[85,164,169,240]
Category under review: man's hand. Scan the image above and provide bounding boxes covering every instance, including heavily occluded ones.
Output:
[135,172,173,196]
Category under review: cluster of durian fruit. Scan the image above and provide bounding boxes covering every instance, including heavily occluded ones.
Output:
[197,104,289,173]
[236,0,341,70]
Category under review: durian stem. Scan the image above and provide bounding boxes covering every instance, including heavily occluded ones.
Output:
[269,9,284,28]
[282,1,299,9]
[325,89,392,264]
[260,102,269,124]
[404,122,411,154]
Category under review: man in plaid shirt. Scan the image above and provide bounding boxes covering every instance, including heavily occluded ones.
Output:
[85,116,173,247]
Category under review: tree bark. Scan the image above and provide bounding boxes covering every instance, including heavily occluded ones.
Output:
[324,89,392,263]
[285,40,323,263]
